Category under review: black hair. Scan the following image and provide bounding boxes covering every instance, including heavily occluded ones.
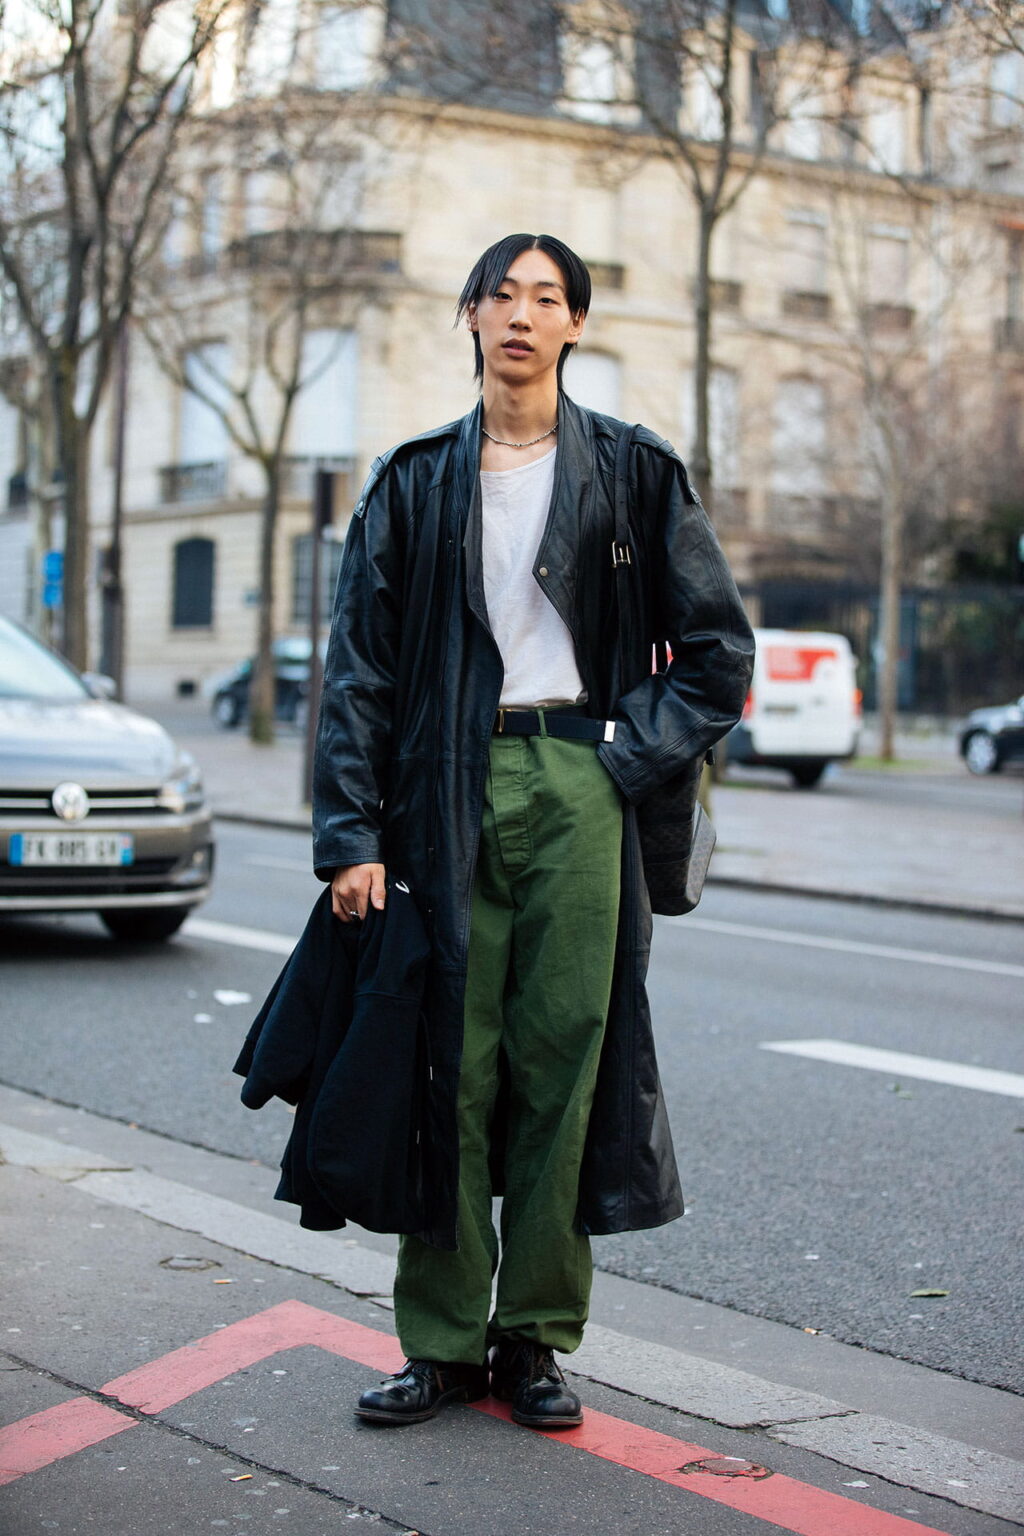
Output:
[455,233,592,385]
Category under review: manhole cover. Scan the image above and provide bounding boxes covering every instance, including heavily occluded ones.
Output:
[679,1457,772,1480]
[160,1255,220,1272]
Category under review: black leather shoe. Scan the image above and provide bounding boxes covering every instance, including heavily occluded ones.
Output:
[490,1339,583,1428]
[355,1358,489,1425]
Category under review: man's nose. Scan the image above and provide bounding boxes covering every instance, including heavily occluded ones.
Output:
[509,299,531,328]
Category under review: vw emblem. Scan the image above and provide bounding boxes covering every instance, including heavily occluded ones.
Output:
[52,782,90,821]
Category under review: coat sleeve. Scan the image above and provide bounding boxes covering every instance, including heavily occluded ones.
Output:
[597,435,755,804]
[312,462,406,878]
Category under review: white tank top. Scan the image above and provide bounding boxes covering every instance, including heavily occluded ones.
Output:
[479,448,587,708]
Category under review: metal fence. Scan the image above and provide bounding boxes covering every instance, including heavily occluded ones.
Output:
[742,579,1024,715]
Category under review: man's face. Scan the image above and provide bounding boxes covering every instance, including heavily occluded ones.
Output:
[468,249,585,389]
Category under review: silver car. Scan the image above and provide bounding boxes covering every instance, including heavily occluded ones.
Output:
[0,616,214,941]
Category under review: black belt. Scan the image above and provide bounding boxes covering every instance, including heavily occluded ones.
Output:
[493,707,615,743]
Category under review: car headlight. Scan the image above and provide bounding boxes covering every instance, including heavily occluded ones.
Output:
[158,751,205,814]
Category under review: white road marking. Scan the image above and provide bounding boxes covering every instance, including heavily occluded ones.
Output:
[761,1039,1024,1099]
[672,916,1024,980]
[184,917,297,955]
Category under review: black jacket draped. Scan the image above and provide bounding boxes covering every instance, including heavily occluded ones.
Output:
[311,393,755,1249]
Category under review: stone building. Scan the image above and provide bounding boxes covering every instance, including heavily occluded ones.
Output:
[1,0,1021,703]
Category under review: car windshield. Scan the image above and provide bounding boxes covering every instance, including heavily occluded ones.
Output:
[0,620,89,702]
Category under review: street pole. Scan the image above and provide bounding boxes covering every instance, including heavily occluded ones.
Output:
[101,317,129,696]
[303,468,334,806]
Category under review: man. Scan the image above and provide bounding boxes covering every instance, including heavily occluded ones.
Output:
[313,232,754,1429]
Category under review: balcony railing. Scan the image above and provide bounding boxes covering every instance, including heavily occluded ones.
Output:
[782,289,831,322]
[173,230,402,283]
[159,461,228,504]
[228,228,401,277]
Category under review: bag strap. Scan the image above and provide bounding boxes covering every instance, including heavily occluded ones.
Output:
[612,423,714,766]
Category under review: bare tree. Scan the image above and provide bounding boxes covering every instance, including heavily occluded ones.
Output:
[0,0,228,669]
[823,186,999,756]
[552,0,858,514]
[137,12,392,741]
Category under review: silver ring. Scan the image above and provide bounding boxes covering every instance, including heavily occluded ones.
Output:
[348,910,359,918]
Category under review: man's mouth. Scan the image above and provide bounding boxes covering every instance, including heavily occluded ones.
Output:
[502,340,533,353]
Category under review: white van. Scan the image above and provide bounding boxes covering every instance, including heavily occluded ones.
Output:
[727,629,861,787]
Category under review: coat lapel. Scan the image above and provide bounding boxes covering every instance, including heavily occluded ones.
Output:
[534,393,594,638]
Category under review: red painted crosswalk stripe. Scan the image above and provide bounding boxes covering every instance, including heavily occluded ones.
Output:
[0,1301,959,1536]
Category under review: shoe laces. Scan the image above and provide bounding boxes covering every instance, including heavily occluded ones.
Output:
[395,1358,437,1384]
[506,1342,563,1385]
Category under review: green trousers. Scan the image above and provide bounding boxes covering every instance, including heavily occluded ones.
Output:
[394,723,623,1365]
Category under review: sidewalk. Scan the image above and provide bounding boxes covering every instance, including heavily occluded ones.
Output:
[152,699,1024,921]
[2,1082,1022,1536]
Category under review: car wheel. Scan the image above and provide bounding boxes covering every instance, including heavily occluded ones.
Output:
[213,693,241,729]
[790,763,826,788]
[964,731,1000,775]
[100,907,191,943]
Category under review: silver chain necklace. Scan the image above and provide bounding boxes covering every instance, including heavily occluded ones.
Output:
[481,423,558,449]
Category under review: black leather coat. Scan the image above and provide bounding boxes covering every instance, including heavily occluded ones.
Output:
[312,392,754,1249]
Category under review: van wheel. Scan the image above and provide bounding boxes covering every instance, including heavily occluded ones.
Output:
[790,764,825,788]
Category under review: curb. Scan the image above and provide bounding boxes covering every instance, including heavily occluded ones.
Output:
[209,810,1024,926]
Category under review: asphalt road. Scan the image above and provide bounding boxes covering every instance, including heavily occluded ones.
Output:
[2,819,1021,1396]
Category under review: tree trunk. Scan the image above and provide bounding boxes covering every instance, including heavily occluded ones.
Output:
[52,353,90,669]
[877,487,903,762]
[249,460,280,744]
[691,206,714,511]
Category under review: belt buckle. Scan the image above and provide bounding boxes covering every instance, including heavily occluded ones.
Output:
[496,707,506,735]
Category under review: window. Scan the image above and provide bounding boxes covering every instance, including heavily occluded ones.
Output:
[786,211,828,293]
[172,537,215,628]
[867,226,910,304]
[681,368,740,489]
[0,397,25,509]
[688,59,724,140]
[201,175,223,258]
[786,100,822,160]
[561,33,625,123]
[314,3,381,90]
[242,0,300,95]
[772,378,827,496]
[563,351,621,416]
[991,52,1023,129]
[244,168,289,236]
[865,100,906,174]
[290,330,358,457]
[292,531,345,623]
[180,342,231,465]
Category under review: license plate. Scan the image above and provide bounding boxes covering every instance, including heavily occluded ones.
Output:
[8,832,135,867]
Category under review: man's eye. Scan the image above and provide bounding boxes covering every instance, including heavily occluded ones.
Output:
[493,290,511,300]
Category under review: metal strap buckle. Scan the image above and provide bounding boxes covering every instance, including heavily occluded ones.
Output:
[496,707,506,734]
[612,540,632,568]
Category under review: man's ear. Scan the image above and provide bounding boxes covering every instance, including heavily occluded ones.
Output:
[568,309,586,345]
[467,302,479,333]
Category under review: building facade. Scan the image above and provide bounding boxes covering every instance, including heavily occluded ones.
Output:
[1,0,1021,704]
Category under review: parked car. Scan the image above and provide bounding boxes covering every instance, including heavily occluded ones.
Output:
[210,637,325,728]
[957,695,1024,775]
[726,628,861,787]
[0,616,214,941]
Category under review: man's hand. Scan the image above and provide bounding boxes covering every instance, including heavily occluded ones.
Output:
[331,863,386,924]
